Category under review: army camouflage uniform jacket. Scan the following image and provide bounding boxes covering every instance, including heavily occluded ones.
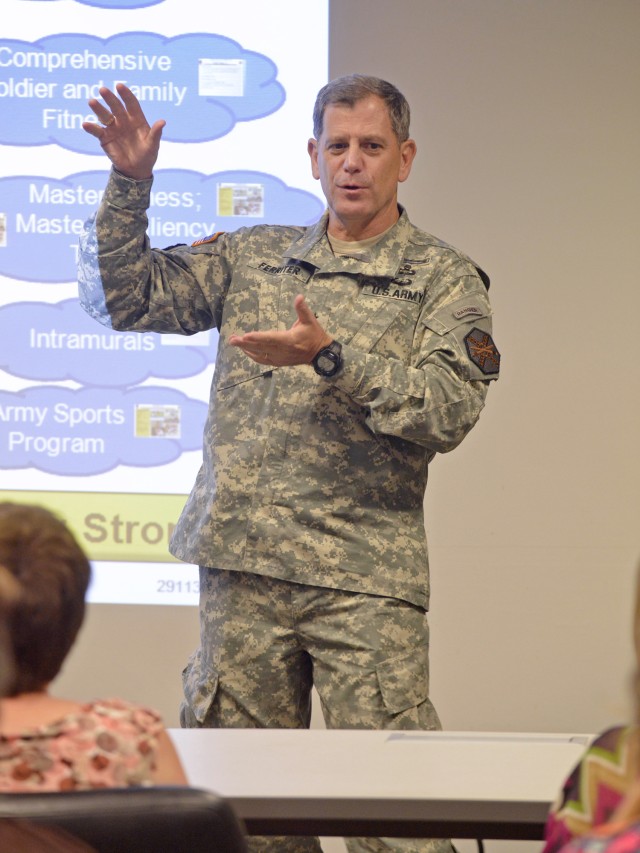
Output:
[78,169,500,610]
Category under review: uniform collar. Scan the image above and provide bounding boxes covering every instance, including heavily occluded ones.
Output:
[284,208,413,279]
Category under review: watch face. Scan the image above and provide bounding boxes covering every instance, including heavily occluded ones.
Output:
[317,354,335,372]
[313,341,342,377]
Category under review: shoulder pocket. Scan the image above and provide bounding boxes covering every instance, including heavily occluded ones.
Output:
[421,294,490,336]
[421,295,499,380]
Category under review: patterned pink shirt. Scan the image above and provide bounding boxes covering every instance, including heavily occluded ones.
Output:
[0,698,165,791]
[543,726,637,853]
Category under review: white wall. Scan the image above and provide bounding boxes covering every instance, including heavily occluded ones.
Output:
[55,1,640,848]
[330,0,640,734]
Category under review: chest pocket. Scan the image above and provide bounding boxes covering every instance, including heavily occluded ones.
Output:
[326,285,423,362]
[215,261,310,390]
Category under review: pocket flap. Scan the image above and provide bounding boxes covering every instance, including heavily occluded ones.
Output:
[421,294,490,336]
[181,648,219,725]
[376,647,429,715]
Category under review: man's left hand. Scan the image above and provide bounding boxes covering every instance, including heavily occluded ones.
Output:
[228,295,332,367]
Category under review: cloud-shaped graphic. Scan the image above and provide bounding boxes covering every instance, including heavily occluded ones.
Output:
[0,169,324,283]
[74,0,165,7]
[0,384,208,475]
[0,171,114,284]
[0,298,217,386]
[0,32,284,152]
[19,0,164,6]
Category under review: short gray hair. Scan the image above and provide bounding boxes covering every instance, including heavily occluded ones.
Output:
[312,74,411,142]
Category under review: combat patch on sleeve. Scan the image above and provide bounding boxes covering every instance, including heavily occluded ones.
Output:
[191,231,225,247]
[464,327,500,375]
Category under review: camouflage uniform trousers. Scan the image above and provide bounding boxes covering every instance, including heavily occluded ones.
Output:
[180,567,453,853]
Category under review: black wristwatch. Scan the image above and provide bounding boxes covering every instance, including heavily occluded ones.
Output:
[312,340,343,377]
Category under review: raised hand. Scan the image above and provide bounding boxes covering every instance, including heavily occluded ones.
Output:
[82,83,166,181]
[228,295,333,367]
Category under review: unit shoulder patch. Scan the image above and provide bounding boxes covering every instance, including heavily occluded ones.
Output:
[464,327,500,375]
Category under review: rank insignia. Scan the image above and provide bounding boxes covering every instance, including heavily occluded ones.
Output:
[191,231,224,247]
[464,328,500,375]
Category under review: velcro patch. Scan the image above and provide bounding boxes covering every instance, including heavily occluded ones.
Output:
[361,281,424,304]
[191,231,225,247]
[453,305,483,320]
[464,328,500,375]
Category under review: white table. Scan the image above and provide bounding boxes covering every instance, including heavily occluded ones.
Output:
[169,729,590,839]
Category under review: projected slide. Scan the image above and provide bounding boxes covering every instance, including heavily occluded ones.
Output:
[0,0,328,605]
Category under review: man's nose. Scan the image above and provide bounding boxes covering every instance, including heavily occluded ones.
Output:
[342,143,362,172]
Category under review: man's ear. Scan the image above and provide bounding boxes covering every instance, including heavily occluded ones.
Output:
[308,138,320,179]
[398,138,417,183]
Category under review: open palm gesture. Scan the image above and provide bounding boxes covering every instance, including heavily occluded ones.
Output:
[82,83,166,181]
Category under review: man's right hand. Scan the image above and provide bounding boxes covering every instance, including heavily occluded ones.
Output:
[82,83,166,181]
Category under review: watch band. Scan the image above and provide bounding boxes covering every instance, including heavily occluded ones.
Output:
[312,340,343,378]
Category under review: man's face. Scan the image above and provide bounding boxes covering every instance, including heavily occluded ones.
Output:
[308,95,416,241]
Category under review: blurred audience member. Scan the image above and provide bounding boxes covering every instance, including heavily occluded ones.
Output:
[0,555,97,850]
[0,502,187,791]
[543,567,640,853]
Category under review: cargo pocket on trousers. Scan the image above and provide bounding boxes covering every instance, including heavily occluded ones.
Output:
[181,648,219,726]
[376,647,429,715]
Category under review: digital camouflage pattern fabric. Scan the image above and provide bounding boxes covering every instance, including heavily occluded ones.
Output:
[78,169,499,611]
[180,568,449,852]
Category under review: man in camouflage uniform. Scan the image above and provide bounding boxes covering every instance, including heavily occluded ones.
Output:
[78,75,500,853]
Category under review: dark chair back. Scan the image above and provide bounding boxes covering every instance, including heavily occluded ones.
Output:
[0,786,248,853]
